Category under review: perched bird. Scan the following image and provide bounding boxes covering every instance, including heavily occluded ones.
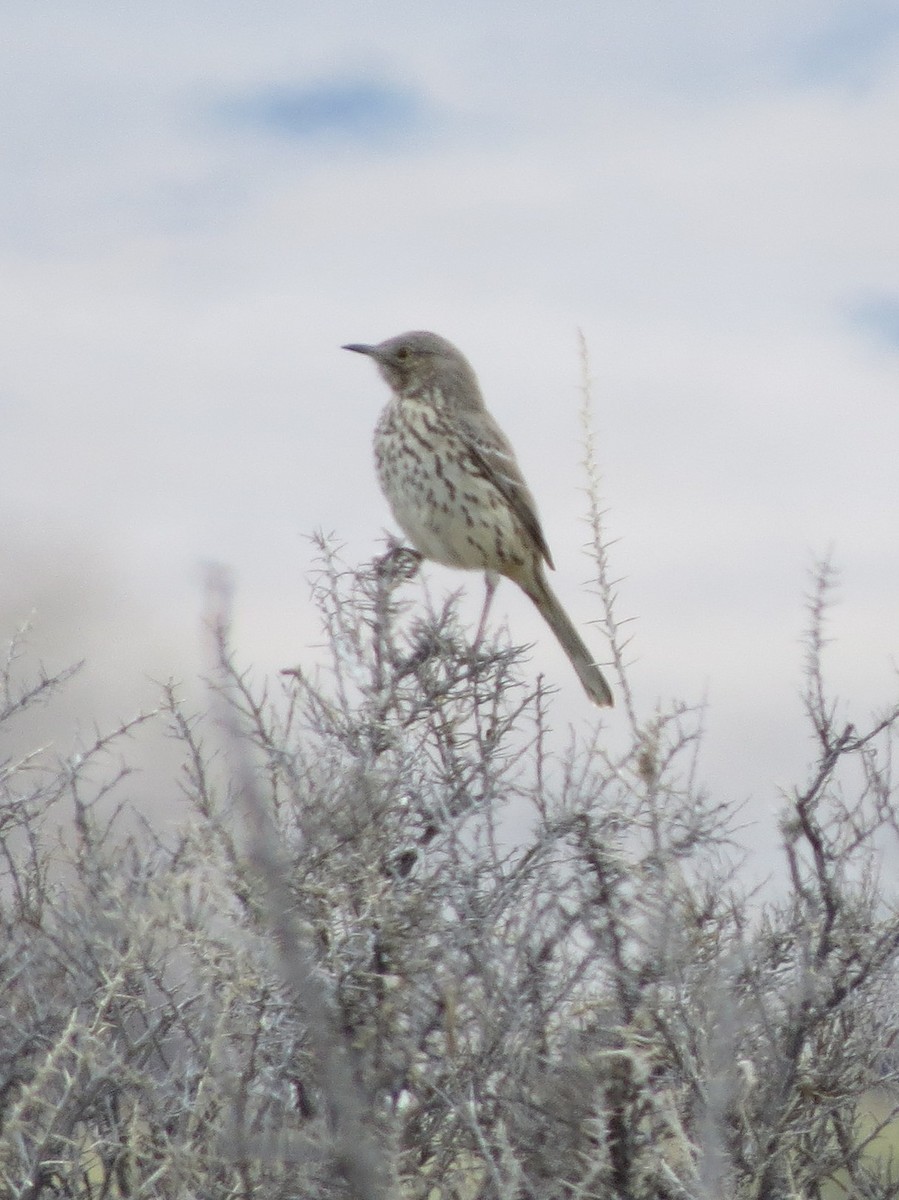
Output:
[343,331,613,707]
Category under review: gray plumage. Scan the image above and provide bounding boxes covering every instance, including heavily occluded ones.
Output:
[344,331,613,707]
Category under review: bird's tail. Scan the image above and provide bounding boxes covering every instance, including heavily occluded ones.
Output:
[524,571,613,707]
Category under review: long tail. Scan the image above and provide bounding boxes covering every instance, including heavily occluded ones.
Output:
[522,570,613,707]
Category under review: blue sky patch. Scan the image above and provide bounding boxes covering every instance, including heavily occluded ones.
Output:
[790,6,899,87]
[219,78,425,142]
[851,294,899,349]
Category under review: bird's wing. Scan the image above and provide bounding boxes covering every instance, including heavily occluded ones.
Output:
[458,412,555,571]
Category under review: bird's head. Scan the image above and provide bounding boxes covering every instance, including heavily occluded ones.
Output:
[343,331,483,409]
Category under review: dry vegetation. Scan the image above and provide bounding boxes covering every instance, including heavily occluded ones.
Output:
[3,403,899,1198]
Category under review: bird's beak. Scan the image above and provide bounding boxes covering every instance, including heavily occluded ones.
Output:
[342,343,376,356]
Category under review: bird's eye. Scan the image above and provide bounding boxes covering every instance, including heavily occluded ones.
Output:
[395,347,410,360]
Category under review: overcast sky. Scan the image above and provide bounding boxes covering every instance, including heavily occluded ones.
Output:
[3,2,898,858]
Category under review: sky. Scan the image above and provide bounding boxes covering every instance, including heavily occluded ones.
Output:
[2,2,899,865]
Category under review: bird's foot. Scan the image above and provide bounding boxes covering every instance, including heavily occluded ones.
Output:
[375,542,423,582]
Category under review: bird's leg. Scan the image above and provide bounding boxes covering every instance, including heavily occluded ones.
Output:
[472,571,499,651]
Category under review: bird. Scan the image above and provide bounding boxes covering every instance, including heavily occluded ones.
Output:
[343,331,613,707]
